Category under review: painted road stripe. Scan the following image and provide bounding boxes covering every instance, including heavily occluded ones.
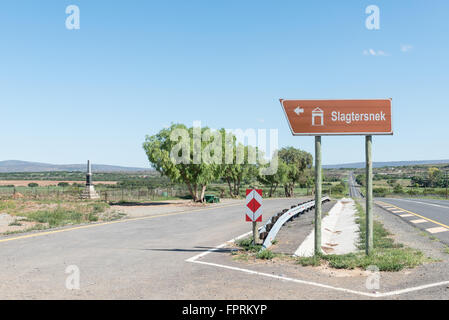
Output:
[186,230,449,298]
[381,202,449,231]
[410,219,427,224]
[391,210,405,213]
[399,214,414,217]
[426,227,449,234]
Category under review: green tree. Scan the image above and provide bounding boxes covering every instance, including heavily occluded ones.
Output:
[332,183,345,194]
[143,124,222,202]
[221,136,258,198]
[387,179,397,187]
[427,167,442,187]
[257,159,288,197]
[28,183,38,188]
[393,183,403,194]
[278,147,313,197]
[355,174,365,186]
[298,167,314,195]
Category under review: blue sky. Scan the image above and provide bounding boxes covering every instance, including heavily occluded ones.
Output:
[0,0,448,168]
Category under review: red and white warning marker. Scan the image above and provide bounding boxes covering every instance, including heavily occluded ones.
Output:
[246,189,263,222]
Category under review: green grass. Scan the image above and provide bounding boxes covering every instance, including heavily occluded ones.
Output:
[234,237,277,260]
[256,249,275,260]
[25,201,110,228]
[296,200,431,271]
[354,201,403,250]
[0,199,111,234]
[236,237,263,253]
[296,255,322,267]
[27,208,84,228]
[298,248,428,272]
[0,200,17,212]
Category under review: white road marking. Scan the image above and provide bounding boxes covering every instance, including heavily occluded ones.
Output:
[410,219,427,224]
[399,214,414,217]
[185,231,252,263]
[426,227,449,234]
[185,230,449,298]
[385,199,449,210]
[391,210,405,213]
[191,259,379,298]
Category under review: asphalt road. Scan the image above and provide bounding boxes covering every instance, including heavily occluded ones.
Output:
[348,172,363,199]
[0,198,304,299]
[376,198,449,245]
[1,195,448,300]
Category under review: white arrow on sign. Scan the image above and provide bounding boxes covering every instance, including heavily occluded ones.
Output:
[294,107,304,116]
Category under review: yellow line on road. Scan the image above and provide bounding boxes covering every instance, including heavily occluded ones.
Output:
[0,202,242,244]
[376,201,449,230]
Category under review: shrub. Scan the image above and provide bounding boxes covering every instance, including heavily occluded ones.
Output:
[236,237,262,252]
[27,208,83,227]
[256,249,275,260]
[28,183,39,188]
[393,184,403,194]
[332,184,345,194]
[373,187,388,197]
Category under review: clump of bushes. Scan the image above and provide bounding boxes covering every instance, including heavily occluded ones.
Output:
[393,184,403,194]
[332,182,346,194]
[373,187,388,197]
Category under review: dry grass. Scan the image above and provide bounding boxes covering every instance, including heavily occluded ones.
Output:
[0,199,115,234]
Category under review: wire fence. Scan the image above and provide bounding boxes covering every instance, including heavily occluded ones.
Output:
[0,186,190,202]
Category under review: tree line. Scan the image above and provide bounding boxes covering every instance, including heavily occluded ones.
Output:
[143,124,313,202]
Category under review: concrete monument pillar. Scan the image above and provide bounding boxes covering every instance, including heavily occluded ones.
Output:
[80,160,100,199]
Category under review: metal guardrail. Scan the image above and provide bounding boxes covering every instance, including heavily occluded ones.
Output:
[260,196,331,250]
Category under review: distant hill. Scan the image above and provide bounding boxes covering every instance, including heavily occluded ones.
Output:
[324,159,449,169]
[0,160,151,173]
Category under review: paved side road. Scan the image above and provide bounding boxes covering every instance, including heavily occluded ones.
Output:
[0,198,303,299]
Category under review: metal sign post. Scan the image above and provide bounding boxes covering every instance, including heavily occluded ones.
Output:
[280,99,393,257]
[246,189,263,245]
[314,136,322,255]
[365,136,373,255]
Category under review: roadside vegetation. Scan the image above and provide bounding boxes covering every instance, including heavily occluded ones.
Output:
[0,199,122,235]
[232,237,276,261]
[296,201,433,271]
[233,200,430,271]
[143,124,324,202]
[354,165,449,199]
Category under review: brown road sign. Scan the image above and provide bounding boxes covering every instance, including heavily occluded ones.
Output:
[280,99,393,136]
